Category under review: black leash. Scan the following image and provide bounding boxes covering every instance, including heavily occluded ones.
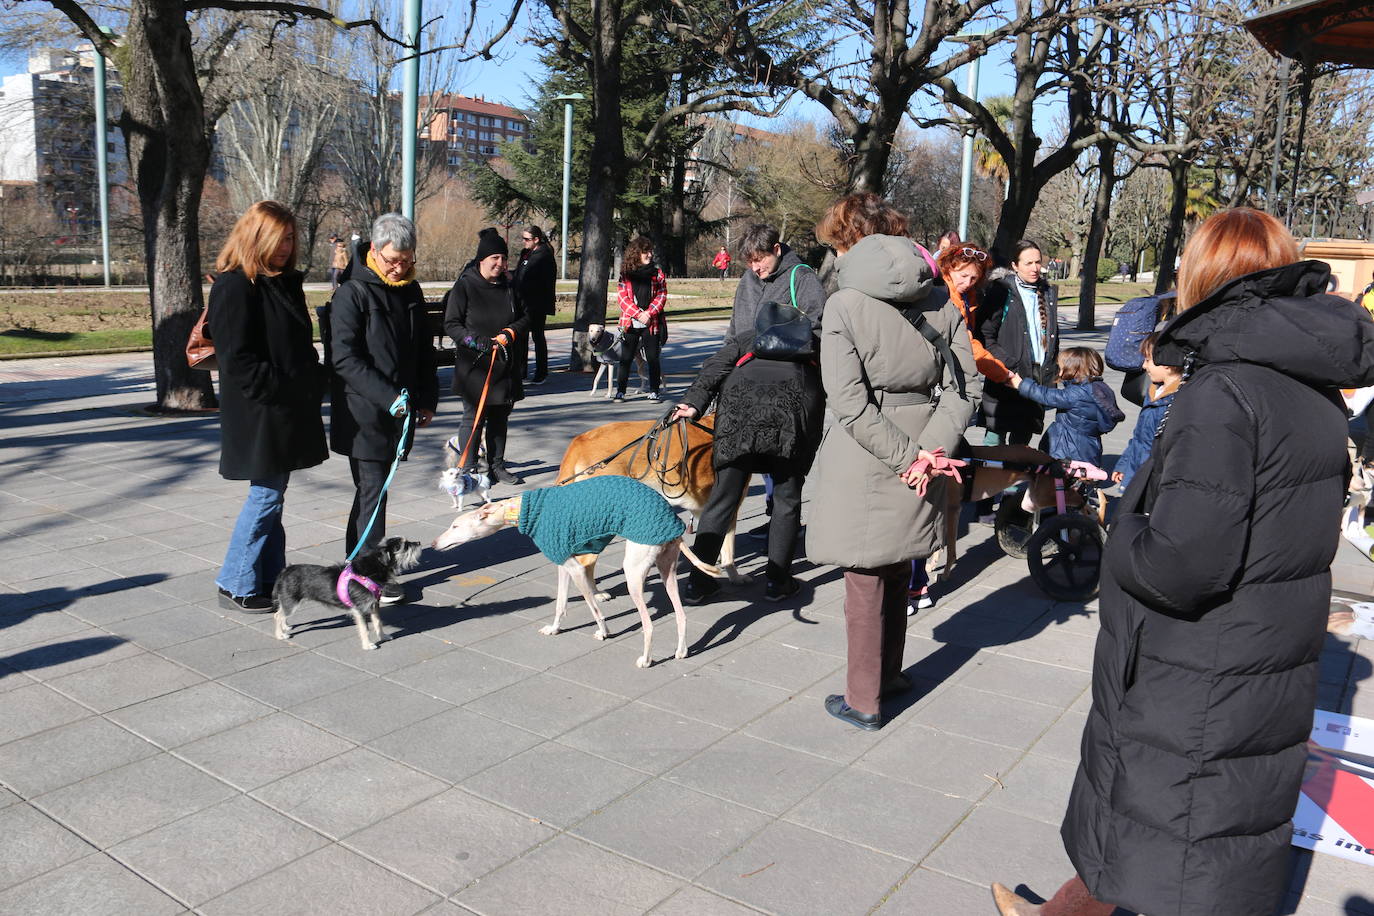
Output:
[556,409,713,495]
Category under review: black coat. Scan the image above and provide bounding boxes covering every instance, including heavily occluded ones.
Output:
[681,247,827,469]
[208,269,327,480]
[514,242,557,316]
[328,258,439,461]
[1062,261,1374,916]
[978,275,1059,436]
[444,264,529,405]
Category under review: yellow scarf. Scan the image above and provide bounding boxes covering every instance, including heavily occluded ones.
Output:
[366,250,416,287]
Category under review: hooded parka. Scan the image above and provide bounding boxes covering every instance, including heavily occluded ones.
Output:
[680,245,828,469]
[209,268,328,480]
[807,235,980,569]
[1062,261,1374,916]
[328,245,439,462]
[444,263,529,405]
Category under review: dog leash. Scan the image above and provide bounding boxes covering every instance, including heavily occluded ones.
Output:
[453,342,505,472]
[555,411,712,490]
[344,388,413,567]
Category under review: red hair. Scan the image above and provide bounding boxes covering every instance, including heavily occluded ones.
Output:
[1176,208,1298,311]
[937,243,989,285]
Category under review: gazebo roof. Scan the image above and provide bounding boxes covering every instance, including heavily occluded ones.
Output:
[1246,0,1374,67]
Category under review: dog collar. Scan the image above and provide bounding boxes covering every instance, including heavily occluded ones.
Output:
[336,565,382,608]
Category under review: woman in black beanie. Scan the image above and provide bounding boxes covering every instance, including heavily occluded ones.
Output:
[444,227,530,485]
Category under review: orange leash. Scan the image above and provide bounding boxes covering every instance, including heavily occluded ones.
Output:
[456,351,499,470]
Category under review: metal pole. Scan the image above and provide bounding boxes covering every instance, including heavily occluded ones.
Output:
[957,53,982,241]
[561,100,573,280]
[1267,56,1291,220]
[93,43,111,287]
[400,0,421,220]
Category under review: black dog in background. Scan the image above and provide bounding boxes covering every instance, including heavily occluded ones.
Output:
[272,538,422,650]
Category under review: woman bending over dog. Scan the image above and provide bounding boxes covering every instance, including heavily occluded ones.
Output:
[209,201,328,613]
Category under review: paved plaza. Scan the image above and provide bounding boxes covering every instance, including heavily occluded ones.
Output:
[0,315,1370,915]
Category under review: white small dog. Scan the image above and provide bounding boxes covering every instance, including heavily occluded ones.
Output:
[439,436,491,510]
[432,476,724,668]
[589,323,649,399]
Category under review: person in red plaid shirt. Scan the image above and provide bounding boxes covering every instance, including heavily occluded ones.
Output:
[614,236,667,401]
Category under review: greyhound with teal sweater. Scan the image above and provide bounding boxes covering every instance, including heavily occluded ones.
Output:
[432,475,724,668]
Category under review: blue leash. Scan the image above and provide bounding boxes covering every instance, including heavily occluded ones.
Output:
[345,389,413,566]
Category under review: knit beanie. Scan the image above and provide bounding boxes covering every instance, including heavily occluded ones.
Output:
[477,227,508,261]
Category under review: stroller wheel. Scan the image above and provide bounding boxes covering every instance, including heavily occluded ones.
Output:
[994,483,1036,559]
[1026,514,1104,601]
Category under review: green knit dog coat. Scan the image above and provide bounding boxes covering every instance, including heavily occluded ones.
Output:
[517,476,686,563]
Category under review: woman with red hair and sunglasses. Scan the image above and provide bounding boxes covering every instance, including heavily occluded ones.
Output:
[993,208,1374,915]
[936,243,1010,387]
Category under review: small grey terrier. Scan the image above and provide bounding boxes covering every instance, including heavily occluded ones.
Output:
[272,537,422,650]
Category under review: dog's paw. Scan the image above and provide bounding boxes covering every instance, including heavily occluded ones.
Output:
[593,628,608,640]
[675,647,688,660]
[538,624,559,636]
[275,627,292,641]
[594,590,611,602]
[636,655,652,668]
[363,642,378,651]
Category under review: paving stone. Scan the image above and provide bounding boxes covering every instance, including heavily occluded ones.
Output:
[62,585,186,625]
[157,626,302,678]
[0,611,93,652]
[107,681,273,749]
[558,700,730,774]
[289,678,453,743]
[877,867,1002,915]
[1029,710,1089,764]
[0,802,96,889]
[922,804,1076,900]
[996,626,1098,672]
[953,653,1091,709]
[315,629,459,675]
[638,668,792,730]
[220,652,372,709]
[697,637,845,693]
[649,885,766,915]
[573,778,773,879]
[462,672,626,739]
[697,820,910,916]
[199,844,439,915]
[386,646,534,705]
[0,682,90,744]
[97,604,236,650]
[252,748,446,839]
[785,767,972,861]
[0,852,183,915]
[742,692,888,764]
[665,733,841,816]
[176,712,355,791]
[453,833,680,915]
[910,684,1063,750]
[345,787,554,895]
[545,636,716,699]
[0,717,158,797]
[367,706,543,783]
[982,752,1078,826]
[462,740,648,828]
[33,752,236,847]
[109,795,329,906]
[857,724,1024,799]
[47,651,204,713]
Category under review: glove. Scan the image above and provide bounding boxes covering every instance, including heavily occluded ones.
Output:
[388,393,409,417]
[461,334,491,353]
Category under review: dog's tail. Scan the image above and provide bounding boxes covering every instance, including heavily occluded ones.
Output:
[678,541,727,579]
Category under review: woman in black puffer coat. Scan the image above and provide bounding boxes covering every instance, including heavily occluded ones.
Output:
[992,208,1374,916]
[670,224,827,603]
[209,201,328,613]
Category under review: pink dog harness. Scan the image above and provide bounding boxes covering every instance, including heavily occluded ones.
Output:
[335,565,381,608]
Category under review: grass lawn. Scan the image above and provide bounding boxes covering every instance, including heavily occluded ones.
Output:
[0,277,1146,357]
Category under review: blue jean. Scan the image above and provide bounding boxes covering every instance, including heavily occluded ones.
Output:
[216,474,289,598]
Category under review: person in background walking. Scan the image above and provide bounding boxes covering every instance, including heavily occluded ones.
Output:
[808,193,978,731]
[330,213,438,603]
[514,225,556,385]
[210,201,328,613]
[329,236,348,290]
[992,208,1374,916]
[445,227,530,485]
[670,223,828,604]
[713,245,731,280]
[979,240,1060,448]
[615,236,667,402]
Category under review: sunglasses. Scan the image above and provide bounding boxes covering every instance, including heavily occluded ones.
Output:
[958,247,988,262]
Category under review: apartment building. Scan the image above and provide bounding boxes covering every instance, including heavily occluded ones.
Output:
[420,93,530,167]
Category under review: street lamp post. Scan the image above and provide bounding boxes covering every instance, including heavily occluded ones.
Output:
[957,47,983,242]
[93,29,114,287]
[400,0,422,220]
[552,93,585,281]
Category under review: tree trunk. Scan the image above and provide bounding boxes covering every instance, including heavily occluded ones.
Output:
[123,0,215,410]
[1078,140,1118,330]
[846,103,903,194]
[1155,159,1189,294]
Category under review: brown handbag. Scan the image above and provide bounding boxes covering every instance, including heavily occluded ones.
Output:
[186,304,217,371]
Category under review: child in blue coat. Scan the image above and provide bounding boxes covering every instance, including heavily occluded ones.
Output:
[1009,347,1124,466]
[1111,332,1181,490]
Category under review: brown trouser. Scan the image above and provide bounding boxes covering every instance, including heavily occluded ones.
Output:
[843,563,910,716]
[1044,876,1115,916]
